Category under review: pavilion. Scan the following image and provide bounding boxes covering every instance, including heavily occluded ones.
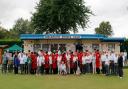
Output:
[20,34,125,53]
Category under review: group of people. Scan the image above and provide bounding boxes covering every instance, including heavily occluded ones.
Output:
[1,49,126,78]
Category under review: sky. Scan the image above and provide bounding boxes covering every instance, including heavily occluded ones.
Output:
[0,0,128,37]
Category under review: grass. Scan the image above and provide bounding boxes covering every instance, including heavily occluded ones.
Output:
[0,69,128,89]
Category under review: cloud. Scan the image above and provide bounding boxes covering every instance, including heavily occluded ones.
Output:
[83,0,128,37]
[0,0,39,29]
[0,0,128,37]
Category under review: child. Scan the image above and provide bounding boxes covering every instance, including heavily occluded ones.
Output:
[60,61,67,75]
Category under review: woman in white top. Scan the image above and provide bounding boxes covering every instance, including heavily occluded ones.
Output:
[85,53,91,73]
[57,54,62,74]
[36,54,43,75]
[114,54,118,75]
[18,53,25,74]
[73,53,78,74]
[82,53,86,74]
[105,54,110,76]
[92,52,96,74]
[49,54,52,74]
[101,52,106,74]
[65,51,71,74]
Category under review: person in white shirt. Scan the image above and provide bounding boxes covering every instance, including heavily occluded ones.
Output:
[57,53,62,74]
[123,51,127,66]
[85,53,91,73]
[82,53,86,74]
[105,54,110,76]
[101,52,106,74]
[73,53,78,74]
[60,61,67,75]
[49,54,52,74]
[65,51,71,74]
[19,52,25,74]
[23,53,28,74]
[114,54,118,75]
[109,51,115,75]
[89,52,93,73]
[92,52,96,74]
[36,54,44,75]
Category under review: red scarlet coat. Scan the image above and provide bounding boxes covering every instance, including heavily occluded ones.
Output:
[52,54,57,69]
[95,52,101,68]
[77,52,83,66]
[62,53,67,63]
[44,54,49,68]
[31,53,37,69]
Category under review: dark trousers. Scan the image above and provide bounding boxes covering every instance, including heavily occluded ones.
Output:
[45,68,49,74]
[31,68,36,74]
[24,63,28,74]
[73,66,77,74]
[85,63,91,73]
[28,63,31,74]
[49,64,52,74]
[109,61,114,75]
[96,68,100,74]
[118,67,123,77]
[14,66,18,74]
[82,64,86,74]
[53,68,57,74]
[102,61,106,74]
[90,63,93,73]
[41,65,44,74]
[105,65,109,76]
[70,68,74,74]
[20,64,24,74]
[8,64,13,73]
[114,63,118,75]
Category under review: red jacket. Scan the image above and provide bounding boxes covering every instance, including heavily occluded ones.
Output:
[62,54,67,63]
[95,52,101,68]
[31,53,37,69]
[44,54,49,68]
[77,52,83,64]
[52,54,57,69]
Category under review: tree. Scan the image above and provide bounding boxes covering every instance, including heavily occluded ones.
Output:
[95,21,113,37]
[0,26,10,39]
[32,0,92,34]
[10,18,34,38]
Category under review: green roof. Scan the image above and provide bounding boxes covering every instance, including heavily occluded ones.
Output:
[5,44,23,52]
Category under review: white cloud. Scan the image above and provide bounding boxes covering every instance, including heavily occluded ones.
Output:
[0,0,128,37]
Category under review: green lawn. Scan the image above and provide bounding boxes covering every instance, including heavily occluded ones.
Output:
[0,69,128,89]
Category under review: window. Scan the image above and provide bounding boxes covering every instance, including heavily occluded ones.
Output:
[108,44,115,51]
[92,44,99,51]
[33,44,41,52]
[59,44,66,52]
[42,44,49,51]
[51,44,58,52]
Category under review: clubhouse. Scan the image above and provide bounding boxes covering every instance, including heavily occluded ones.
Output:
[20,34,125,53]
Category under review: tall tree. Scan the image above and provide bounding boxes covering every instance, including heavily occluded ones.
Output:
[95,21,113,37]
[32,0,92,34]
[0,26,10,39]
[10,18,34,37]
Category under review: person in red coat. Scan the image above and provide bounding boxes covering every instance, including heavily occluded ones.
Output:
[31,52,37,74]
[52,53,57,74]
[44,52,50,74]
[77,51,83,73]
[95,50,101,74]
